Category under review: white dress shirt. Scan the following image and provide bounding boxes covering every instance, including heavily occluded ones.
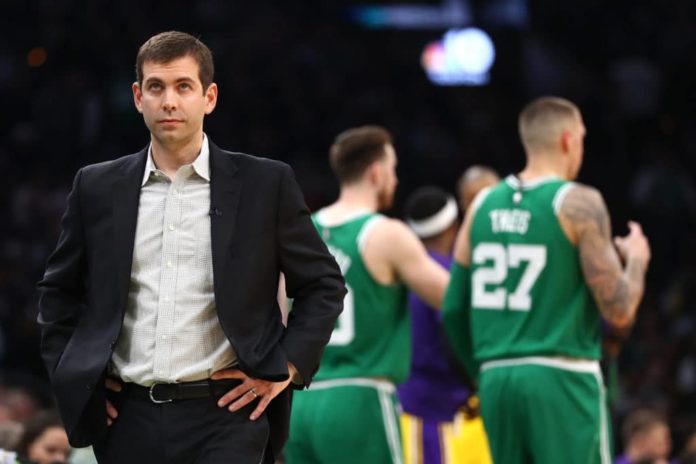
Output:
[111,135,237,386]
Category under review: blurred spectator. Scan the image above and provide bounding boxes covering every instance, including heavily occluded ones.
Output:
[14,412,70,464]
[0,421,22,452]
[679,429,696,463]
[0,386,39,424]
[616,409,672,464]
[456,165,500,212]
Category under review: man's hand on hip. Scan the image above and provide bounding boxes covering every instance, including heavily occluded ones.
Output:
[105,378,122,426]
[211,363,297,421]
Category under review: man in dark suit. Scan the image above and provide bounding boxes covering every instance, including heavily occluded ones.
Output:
[37,31,345,464]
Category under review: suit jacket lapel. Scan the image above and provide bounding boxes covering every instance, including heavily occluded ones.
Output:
[209,140,241,294]
[113,147,147,315]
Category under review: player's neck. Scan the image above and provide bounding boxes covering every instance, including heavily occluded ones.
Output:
[518,157,568,182]
[332,185,380,213]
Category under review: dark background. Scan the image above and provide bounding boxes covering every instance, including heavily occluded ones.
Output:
[1,0,695,457]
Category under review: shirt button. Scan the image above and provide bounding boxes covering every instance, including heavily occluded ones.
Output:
[164,296,170,302]
[167,260,173,268]
[168,224,175,231]
[160,335,167,340]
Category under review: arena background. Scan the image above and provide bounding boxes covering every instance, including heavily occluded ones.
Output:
[1,0,695,457]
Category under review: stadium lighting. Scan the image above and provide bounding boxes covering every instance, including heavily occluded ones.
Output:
[421,28,496,86]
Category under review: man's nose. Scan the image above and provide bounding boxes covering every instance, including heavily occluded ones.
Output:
[162,88,177,111]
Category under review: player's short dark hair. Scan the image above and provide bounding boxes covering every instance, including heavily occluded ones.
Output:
[404,186,457,239]
[329,126,393,184]
[136,31,214,92]
[621,409,667,445]
[404,186,450,222]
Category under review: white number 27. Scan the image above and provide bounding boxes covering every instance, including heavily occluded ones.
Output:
[471,243,547,311]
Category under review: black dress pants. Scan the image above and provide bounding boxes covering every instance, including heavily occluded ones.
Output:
[93,385,269,463]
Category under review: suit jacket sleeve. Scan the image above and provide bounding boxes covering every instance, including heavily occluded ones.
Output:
[37,169,88,379]
[276,164,345,387]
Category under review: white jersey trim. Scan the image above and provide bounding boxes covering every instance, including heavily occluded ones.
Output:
[378,388,404,464]
[480,356,601,375]
[308,377,396,393]
[314,208,373,228]
[357,215,386,254]
[593,371,612,464]
[553,182,578,215]
[468,185,494,217]
[504,175,562,190]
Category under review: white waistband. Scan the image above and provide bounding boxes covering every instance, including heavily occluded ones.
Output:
[480,356,601,375]
[308,377,396,393]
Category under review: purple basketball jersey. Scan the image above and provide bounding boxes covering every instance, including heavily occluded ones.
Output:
[397,251,470,421]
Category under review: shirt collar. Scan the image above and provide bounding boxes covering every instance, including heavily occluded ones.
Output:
[141,134,211,186]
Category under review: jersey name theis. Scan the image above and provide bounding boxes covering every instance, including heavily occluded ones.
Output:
[489,209,531,235]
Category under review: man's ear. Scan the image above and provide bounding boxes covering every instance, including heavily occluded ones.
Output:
[560,129,572,154]
[204,83,218,115]
[132,82,143,114]
[367,160,382,186]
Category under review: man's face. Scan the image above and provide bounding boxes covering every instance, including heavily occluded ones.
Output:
[640,423,672,460]
[28,426,70,464]
[377,143,398,210]
[133,55,217,148]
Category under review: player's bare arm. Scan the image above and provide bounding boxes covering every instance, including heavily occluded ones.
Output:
[558,185,650,328]
[365,219,449,308]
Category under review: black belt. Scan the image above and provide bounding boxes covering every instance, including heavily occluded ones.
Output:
[122,379,242,404]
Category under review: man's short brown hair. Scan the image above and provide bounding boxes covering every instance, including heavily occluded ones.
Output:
[329,126,393,184]
[136,31,214,92]
[622,409,667,445]
[518,96,581,152]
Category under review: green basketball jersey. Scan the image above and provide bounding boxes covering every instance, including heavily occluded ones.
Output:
[468,175,601,362]
[311,211,410,383]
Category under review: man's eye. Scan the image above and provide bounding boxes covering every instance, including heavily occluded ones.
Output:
[180,83,191,90]
[149,83,162,91]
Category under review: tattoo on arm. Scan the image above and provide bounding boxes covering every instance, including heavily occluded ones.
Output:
[560,186,645,327]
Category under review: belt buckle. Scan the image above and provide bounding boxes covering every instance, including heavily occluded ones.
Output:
[149,384,173,404]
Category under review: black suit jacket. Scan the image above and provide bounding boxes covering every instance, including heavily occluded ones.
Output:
[37,140,345,461]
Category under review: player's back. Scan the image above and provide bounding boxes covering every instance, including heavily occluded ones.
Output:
[312,210,409,383]
[468,176,601,363]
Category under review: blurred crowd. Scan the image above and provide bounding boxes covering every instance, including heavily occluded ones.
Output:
[1,0,696,462]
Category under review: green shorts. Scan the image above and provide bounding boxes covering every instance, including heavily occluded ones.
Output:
[285,378,403,464]
[478,357,611,464]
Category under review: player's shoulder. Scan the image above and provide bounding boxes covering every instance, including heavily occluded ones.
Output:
[556,182,609,234]
[372,216,411,234]
[369,216,421,248]
[558,182,605,212]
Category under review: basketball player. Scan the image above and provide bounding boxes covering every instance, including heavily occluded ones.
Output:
[399,186,492,464]
[285,126,449,464]
[443,97,651,463]
[457,165,500,212]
